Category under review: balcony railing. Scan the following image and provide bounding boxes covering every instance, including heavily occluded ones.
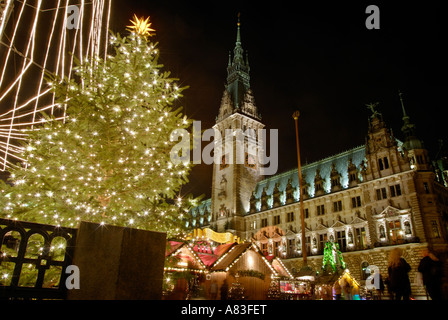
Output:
[280,237,420,260]
[373,236,420,248]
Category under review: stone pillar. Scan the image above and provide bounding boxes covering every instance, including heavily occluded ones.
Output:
[67,221,166,300]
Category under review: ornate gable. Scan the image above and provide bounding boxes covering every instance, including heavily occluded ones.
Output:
[271,229,283,241]
[298,226,312,234]
[216,90,234,122]
[383,206,401,217]
[253,231,268,242]
[330,220,346,229]
[348,215,367,225]
[373,206,410,219]
[240,89,261,120]
[284,229,296,239]
[315,220,328,231]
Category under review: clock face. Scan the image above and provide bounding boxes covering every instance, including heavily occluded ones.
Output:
[245,153,256,169]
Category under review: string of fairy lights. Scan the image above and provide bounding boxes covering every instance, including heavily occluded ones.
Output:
[164,235,294,279]
[0,12,196,237]
[0,0,111,171]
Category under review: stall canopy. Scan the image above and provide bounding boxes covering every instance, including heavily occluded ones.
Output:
[166,240,236,271]
[166,240,292,278]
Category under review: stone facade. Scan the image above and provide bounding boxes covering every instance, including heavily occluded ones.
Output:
[283,242,429,298]
[187,18,448,299]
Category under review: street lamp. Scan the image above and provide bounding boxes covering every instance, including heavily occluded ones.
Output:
[292,111,307,266]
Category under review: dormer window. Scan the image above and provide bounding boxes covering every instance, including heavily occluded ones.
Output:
[416,155,425,164]
[384,157,389,169]
[332,178,340,187]
[378,157,389,170]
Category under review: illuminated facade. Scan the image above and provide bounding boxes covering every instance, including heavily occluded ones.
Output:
[188,18,448,297]
[0,0,111,170]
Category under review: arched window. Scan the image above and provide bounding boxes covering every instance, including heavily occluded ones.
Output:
[404,220,412,235]
[379,225,386,239]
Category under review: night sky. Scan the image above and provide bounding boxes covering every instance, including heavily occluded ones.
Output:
[91,1,447,199]
[108,0,447,200]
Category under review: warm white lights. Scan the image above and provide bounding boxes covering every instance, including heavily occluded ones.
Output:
[0,0,111,170]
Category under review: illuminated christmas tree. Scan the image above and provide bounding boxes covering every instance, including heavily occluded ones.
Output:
[266,278,281,300]
[0,16,195,237]
[321,241,346,274]
[228,274,246,300]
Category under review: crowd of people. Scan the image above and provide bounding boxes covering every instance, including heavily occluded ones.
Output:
[214,248,445,300]
[368,247,444,300]
[173,247,445,300]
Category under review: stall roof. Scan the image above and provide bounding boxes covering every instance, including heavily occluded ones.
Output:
[210,242,253,272]
[166,241,185,257]
[166,240,293,279]
[166,240,237,270]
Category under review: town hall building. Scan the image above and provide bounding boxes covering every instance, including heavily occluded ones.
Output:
[187,18,448,298]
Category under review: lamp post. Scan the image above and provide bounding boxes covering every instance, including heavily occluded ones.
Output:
[292,110,307,266]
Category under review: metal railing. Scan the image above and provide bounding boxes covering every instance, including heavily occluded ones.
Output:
[0,218,77,300]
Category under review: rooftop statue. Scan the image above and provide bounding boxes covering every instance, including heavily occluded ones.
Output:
[366,102,381,118]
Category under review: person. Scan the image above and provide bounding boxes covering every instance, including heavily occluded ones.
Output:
[376,274,385,300]
[310,283,316,299]
[418,249,444,300]
[387,248,411,300]
[343,281,352,300]
[322,286,331,300]
[209,280,218,300]
[220,279,228,300]
[333,281,342,300]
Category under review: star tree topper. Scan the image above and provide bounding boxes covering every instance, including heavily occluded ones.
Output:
[127,14,156,37]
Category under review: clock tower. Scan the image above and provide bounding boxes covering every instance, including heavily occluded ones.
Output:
[210,16,264,236]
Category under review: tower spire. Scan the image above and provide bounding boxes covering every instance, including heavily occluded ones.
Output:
[399,90,413,130]
[212,14,264,236]
[399,90,410,122]
[236,12,241,45]
[225,13,250,110]
[217,14,259,122]
[232,13,244,65]
[399,90,424,151]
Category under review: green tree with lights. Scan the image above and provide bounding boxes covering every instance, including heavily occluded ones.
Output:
[0,17,196,238]
[321,241,346,274]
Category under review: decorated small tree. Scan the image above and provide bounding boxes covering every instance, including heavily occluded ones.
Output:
[266,278,282,300]
[321,241,346,274]
[228,274,245,300]
[0,16,196,238]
